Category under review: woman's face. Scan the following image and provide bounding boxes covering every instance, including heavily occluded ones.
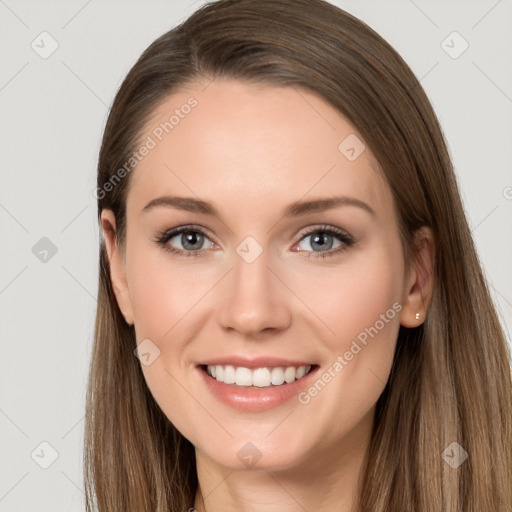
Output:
[102,78,423,472]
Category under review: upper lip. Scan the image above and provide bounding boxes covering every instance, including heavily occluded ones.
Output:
[197,356,316,369]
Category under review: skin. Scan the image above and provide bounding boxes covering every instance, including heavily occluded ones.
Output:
[101,78,434,512]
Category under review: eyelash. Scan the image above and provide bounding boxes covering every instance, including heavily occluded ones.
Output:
[153,224,355,260]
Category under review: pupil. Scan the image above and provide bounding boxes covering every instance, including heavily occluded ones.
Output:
[182,231,203,250]
[312,232,333,251]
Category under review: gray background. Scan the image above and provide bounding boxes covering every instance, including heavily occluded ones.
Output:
[0,0,511,510]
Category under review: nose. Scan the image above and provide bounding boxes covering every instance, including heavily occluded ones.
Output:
[216,245,292,338]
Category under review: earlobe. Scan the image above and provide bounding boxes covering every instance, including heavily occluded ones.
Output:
[399,226,435,328]
[100,209,134,326]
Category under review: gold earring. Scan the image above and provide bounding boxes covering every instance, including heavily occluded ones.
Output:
[415,312,420,320]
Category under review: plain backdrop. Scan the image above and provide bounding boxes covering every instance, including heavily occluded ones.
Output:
[0,0,511,510]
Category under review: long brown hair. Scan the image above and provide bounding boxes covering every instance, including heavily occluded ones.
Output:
[85,1,512,510]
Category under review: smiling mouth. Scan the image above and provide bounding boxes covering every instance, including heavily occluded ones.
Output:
[200,364,318,388]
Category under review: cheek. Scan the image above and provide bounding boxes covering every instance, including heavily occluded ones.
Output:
[294,239,404,348]
[292,242,404,427]
[124,243,212,436]
[126,240,210,341]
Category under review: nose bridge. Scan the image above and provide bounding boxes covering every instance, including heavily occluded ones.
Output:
[216,235,291,335]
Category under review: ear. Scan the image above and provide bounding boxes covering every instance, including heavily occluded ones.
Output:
[100,209,134,326]
[399,226,435,328]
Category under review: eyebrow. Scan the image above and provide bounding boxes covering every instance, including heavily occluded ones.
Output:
[141,194,375,218]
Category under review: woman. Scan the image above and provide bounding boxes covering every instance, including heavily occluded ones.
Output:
[85,0,512,510]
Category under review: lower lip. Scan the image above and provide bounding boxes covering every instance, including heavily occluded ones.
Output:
[197,365,319,412]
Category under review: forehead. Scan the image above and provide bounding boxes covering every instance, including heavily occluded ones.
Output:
[126,79,390,220]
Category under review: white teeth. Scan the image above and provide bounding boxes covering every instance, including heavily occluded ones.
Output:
[284,367,296,383]
[295,366,306,379]
[223,365,236,384]
[206,364,312,387]
[252,368,271,387]
[235,367,252,386]
[271,367,285,385]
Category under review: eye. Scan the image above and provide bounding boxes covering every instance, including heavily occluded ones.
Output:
[154,226,214,258]
[154,224,355,260]
[293,225,354,259]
